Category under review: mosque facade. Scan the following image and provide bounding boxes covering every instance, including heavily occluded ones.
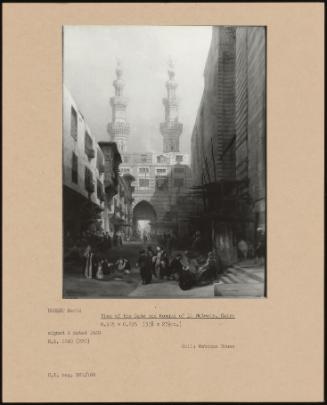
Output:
[107,60,194,238]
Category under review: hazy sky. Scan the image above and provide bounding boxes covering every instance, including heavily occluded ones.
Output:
[64,26,212,153]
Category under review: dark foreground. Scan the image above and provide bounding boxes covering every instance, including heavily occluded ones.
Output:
[63,242,265,298]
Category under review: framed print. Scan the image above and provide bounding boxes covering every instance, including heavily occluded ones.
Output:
[2,2,324,403]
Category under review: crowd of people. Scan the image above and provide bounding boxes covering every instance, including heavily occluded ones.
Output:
[64,230,126,261]
[65,227,265,291]
[83,251,131,281]
[80,233,222,290]
[137,245,222,290]
[64,230,130,280]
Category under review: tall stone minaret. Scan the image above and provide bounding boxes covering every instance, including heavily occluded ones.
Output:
[160,58,183,153]
[107,59,130,154]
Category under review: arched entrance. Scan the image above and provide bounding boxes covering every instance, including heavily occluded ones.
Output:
[133,200,157,241]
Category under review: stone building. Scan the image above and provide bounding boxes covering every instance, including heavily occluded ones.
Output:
[63,86,105,236]
[113,174,135,240]
[97,141,122,236]
[63,86,129,240]
[191,26,266,264]
[107,60,130,154]
[235,27,266,235]
[108,60,193,239]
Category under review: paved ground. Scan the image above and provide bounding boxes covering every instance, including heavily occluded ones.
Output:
[63,242,265,298]
[214,263,266,298]
[128,278,215,298]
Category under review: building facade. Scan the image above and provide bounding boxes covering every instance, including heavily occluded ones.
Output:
[191,26,266,264]
[99,140,134,239]
[63,86,105,236]
[108,61,194,239]
[98,141,122,236]
[63,86,129,240]
[113,174,135,240]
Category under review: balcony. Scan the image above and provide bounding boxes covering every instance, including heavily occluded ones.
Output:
[105,184,118,199]
[85,132,95,159]
[85,167,95,194]
[98,162,105,174]
[97,181,105,202]
[85,147,95,159]
[85,180,95,194]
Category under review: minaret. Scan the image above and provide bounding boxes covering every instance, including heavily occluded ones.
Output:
[107,59,130,154]
[160,58,183,153]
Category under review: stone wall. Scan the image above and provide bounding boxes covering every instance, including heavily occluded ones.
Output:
[190,26,266,264]
[235,27,266,235]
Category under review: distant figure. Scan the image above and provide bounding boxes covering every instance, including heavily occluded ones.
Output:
[197,251,217,284]
[105,232,112,250]
[255,240,266,265]
[237,239,248,261]
[96,260,104,280]
[146,246,156,276]
[138,249,152,285]
[83,244,93,279]
[102,259,113,275]
[115,257,131,274]
[153,246,169,279]
[153,246,162,278]
[181,250,198,274]
[168,253,184,280]
[191,231,206,254]
[255,228,266,265]
[160,250,169,279]
[147,245,155,257]
[178,254,197,290]
[166,234,172,255]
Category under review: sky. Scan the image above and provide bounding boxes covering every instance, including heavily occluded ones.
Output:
[63,26,212,154]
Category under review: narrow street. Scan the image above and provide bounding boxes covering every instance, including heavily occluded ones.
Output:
[63,242,265,298]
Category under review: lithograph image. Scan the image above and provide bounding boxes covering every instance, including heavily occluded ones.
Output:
[63,26,266,298]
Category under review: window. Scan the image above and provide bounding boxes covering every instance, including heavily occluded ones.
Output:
[157,155,167,164]
[138,167,149,175]
[174,178,184,188]
[156,168,167,175]
[72,153,78,184]
[174,167,184,174]
[176,155,183,163]
[85,131,95,159]
[70,107,78,140]
[140,154,148,163]
[85,131,93,150]
[84,167,94,193]
[155,176,168,191]
[120,167,131,175]
[139,178,150,188]
[97,149,104,173]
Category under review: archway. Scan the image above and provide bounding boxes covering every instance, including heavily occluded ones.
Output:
[133,200,157,241]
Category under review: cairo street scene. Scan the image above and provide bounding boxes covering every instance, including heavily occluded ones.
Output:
[63,26,266,298]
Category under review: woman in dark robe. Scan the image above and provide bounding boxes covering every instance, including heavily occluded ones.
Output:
[138,250,152,285]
